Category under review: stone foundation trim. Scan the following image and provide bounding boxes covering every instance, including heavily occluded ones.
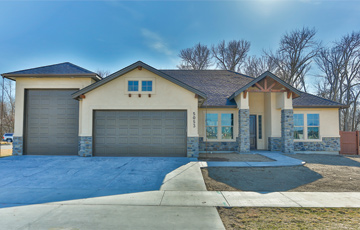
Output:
[281,109,294,153]
[238,109,250,153]
[12,136,23,155]
[199,137,238,152]
[187,137,199,157]
[294,137,340,152]
[78,136,93,157]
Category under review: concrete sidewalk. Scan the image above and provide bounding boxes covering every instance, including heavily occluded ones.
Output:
[27,190,360,208]
[2,191,360,230]
[199,151,305,167]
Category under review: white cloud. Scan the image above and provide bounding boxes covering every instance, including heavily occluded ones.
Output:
[141,28,173,56]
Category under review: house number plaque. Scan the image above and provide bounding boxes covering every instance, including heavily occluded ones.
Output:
[193,112,196,128]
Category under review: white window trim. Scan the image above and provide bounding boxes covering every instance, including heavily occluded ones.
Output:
[294,113,321,142]
[205,112,235,142]
[125,78,156,94]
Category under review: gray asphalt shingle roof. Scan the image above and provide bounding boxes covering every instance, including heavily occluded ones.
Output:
[161,70,253,107]
[3,62,96,75]
[160,69,346,108]
[293,92,345,108]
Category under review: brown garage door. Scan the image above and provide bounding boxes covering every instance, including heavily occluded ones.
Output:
[93,110,187,157]
[24,89,79,155]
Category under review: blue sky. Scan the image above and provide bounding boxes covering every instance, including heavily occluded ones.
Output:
[1,0,360,77]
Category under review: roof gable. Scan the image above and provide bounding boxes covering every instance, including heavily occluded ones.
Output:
[228,71,302,100]
[72,61,207,99]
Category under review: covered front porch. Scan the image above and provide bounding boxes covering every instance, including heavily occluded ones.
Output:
[198,72,301,154]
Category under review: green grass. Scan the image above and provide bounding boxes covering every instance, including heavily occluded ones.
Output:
[218,207,360,230]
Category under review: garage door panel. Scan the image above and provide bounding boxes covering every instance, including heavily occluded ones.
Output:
[94,110,187,157]
[25,89,79,155]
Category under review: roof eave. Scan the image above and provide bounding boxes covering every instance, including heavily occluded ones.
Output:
[293,105,349,109]
[1,73,101,81]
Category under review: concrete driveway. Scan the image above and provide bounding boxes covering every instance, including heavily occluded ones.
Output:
[0,156,225,230]
[0,156,195,207]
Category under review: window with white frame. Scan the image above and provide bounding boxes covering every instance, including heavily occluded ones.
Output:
[307,114,320,139]
[206,113,234,140]
[127,80,154,93]
[294,114,304,139]
[293,113,320,140]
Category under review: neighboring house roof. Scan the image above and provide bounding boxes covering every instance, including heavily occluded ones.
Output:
[1,62,101,81]
[72,61,207,99]
[293,92,347,108]
[161,70,253,107]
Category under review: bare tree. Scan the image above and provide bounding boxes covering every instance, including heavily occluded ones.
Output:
[0,78,15,135]
[177,43,212,70]
[241,55,277,77]
[265,27,320,92]
[96,69,111,78]
[211,40,251,71]
[316,31,360,131]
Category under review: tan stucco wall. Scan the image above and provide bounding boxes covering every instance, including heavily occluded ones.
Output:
[293,108,340,140]
[79,68,199,137]
[198,108,239,141]
[14,77,93,136]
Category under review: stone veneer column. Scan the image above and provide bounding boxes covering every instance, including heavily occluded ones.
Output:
[281,109,294,153]
[12,136,23,155]
[78,136,93,157]
[187,137,199,157]
[238,109,250,153]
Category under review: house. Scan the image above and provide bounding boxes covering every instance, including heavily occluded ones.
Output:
[1,61,346,157]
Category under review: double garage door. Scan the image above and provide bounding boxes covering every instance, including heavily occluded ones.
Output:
[93,111,187,157]
[25,90,187,157]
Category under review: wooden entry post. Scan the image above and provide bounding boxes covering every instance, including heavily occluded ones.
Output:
[339,131,359,155]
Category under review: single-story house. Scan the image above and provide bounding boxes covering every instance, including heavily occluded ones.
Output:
[1,61,346,157]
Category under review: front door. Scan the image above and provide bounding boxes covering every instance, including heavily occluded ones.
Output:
[250,115,257,150]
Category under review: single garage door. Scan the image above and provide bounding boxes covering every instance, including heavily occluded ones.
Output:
[24,89,79,155]
[94,110,187,157]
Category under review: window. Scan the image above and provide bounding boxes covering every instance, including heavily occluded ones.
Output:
[221,114,233,139]
[258,115,262,139]
[128,81,139,91]
[142,81,153,91]
[307,114,319,139]
[294,114,304,139]
[206,114,218,140]
[206,113,234,140]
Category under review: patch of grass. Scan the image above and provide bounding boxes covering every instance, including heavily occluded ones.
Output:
[218,207,360,230]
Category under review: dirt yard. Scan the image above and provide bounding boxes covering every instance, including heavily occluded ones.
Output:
[218,207,360,230]
[198,153,273,162]
[202,154,360,192]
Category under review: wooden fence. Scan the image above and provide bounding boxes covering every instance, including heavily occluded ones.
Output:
[339,131,359,155]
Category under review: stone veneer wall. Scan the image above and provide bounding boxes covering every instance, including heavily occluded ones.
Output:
[78,136,93,157]
[281,109,294,153]
[294,137,340,152]
[268,137,281,151]
[238,109,250,153]
[199,137,238,152]
[12,136,23,155]
[187,137,199,157]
